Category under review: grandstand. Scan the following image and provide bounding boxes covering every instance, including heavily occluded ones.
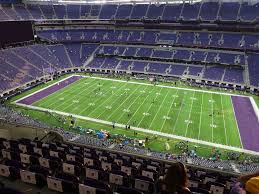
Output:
[0,0,259,193]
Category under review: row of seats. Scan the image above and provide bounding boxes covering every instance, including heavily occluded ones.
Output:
[36,29,259,51]
[1,42,257,95]
[0,137,236,194]
[0,2,258,22]
[0,43,98,92]
[97,45,245,66]
[87,57,245,84]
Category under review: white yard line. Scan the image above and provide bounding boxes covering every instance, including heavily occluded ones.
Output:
[221,95,228,145]
[172,91,186,133]
[127,86,157,125]
[148,89,170,129]
[137,87,163,127]
[211,93,214,142]
[14,102,259,156]
[40,78,96,108]
[55,79,101,111]
[160,90,179,132]
[80,82,128,116]
[185,92,196,137]
[78,75,249,97]
[116,85,149,122]
[230,98,244,149]
[198,93,204,140]
[106,85,142,120]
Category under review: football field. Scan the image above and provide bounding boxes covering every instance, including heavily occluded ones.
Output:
[21,75,242,148]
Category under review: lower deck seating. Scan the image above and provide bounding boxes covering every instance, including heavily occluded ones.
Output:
[0,137,237,194]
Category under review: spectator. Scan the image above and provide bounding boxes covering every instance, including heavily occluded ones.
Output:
[231,170,259,194]
[162,162,191,194]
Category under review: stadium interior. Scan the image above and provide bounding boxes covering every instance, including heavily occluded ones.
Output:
[0,0,259,193]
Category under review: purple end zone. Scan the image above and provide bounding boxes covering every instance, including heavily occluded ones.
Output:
[17,76,82,105]
[231,96,259,152]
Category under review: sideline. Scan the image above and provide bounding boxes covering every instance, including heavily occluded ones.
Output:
[79,75,249,97]
[249,97,259,122]
[13,102,259,156]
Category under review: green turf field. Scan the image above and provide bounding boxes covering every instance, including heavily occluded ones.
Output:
[29,76,242,148]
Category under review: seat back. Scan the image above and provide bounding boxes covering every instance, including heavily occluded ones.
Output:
[20,153,30,164]
[2,150,11,160]
[188,180,199,188]
[134,179,150,191]
[86,168,99,180]
[18,144,27,153]
[63,163,75,175]
[210,185,224,194]
[79,184,97,194]
[20,170,37,185]
[39,157,50,168]
[109,173,123,185]
[121,166,132,175]
[84,157,94,166]
[0,164,10,177]
[142,170,154,180]
[47,176,63,192]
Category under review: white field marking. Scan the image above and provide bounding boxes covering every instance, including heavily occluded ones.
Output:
[48,82,87,107]
[78,75,249,98]
[190,97,197,100]
[211,93,214,142]
[160,90,179,132]
[105,106,112,110]
[123,109,130,113]
[94,82,131,118]
[13,74,76,104]
[73,100,79,103]
[185,92,196,137]
[79,81,126,114]
[221,95,228,145]
[198,92,204,140]
[249,96,259,122]
[230,97,244,148]
[39,78,96,108]
[143,112,150,116]
[148,89,170,129]
[105,85,142,120]
[127,86,157,125]
[81,82,128,116]
[163,116,171,120]
[172,91,187,133]
[29,77,85,108]
[53,79,99,110]
[116,85,149,122]
[14,102,259,156]
[185,120,193,124]
[137,87,163,127]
